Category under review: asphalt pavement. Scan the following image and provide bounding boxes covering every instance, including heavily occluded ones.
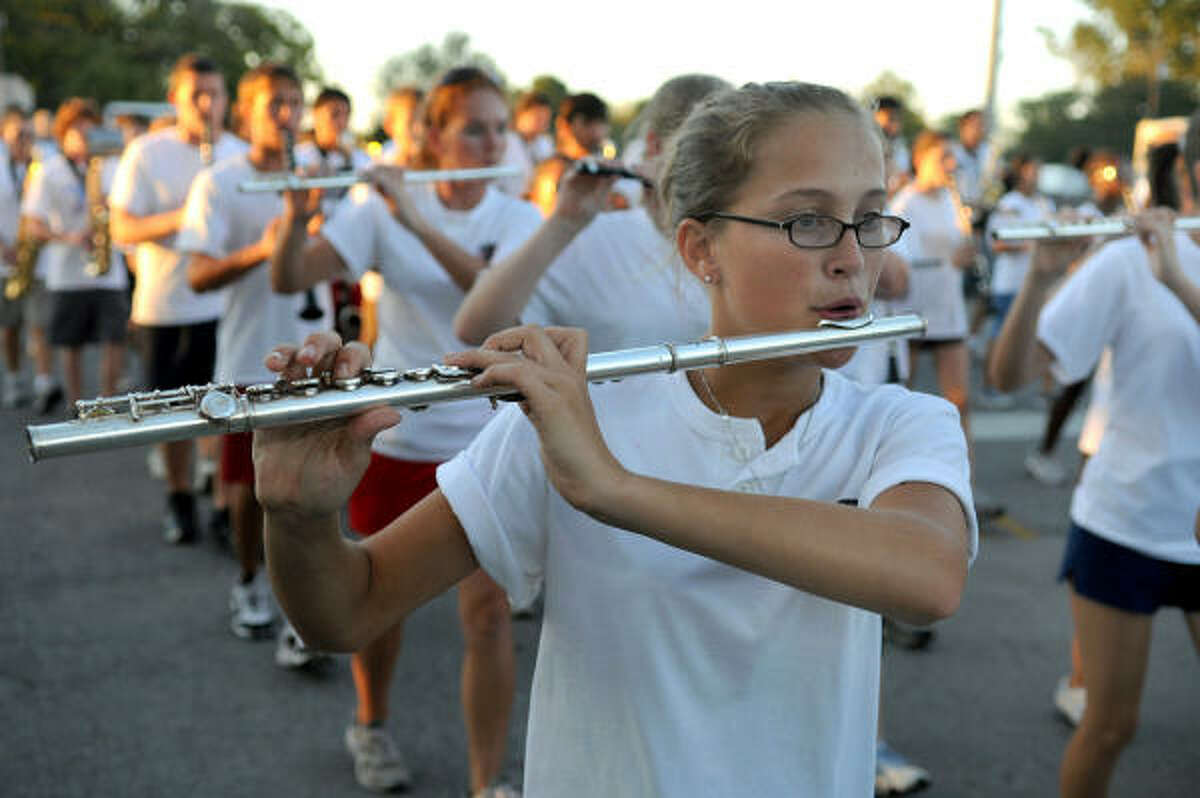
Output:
[2,351,1197,797]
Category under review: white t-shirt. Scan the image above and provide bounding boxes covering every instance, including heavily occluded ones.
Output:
[1038,233,1200,563]
[438,369,976,797]
[321,182,542,461]
[0,155,28,255]
[889,186,967,339]
[986,190,1055,296]
[21,153,127,291]
[110,128,247,325]
[177,153,329,385]
[522,206,710,351]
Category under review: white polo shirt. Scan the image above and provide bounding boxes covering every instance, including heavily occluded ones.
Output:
[438,369,976,797]
[321,182,542,461]
[110,127,247,325]
[1038,233,1200,563]
[177,153,329,386]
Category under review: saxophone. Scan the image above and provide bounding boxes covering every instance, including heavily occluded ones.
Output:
[4,164,43,301]
[82,127,124,278]
[82,153,112,278]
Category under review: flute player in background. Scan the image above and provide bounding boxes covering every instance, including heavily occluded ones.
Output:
[258,80,976,796]
[987,110,1200,798]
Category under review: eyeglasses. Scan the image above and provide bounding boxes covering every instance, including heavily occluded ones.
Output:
[692,211,910,249]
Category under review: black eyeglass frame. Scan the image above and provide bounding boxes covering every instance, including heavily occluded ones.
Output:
[691,211,910,250]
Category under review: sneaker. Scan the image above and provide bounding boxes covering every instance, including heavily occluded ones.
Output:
[1025,451,1068,487]
[163,492,198,544]
[882,617,936,651]
[146,447,167,480]
[1054,674,1086,727]
[33,384,63,416]
[344,722,411,792]
[875,740,931,795]
[229,572,275,638]
[975,388,1016,410]
[275,621,327,669]
[472,784,521,798]
[2,376,28,409]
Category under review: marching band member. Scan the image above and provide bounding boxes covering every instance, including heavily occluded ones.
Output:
[259,80,976,797]
[110,53,247,545]
[177,63,329,644]
[987,111,1200,798]
[453,73,729,351]
[270,66,542,795]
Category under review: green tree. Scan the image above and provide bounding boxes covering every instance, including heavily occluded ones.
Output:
[374,32,503,97]
[1013,78,1198,161]
[1,0,320,110]
[1041,0,1200,115]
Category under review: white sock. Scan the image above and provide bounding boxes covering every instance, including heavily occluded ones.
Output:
[34,373,55,394]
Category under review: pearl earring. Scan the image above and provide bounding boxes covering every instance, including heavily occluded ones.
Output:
[703,273,714,284]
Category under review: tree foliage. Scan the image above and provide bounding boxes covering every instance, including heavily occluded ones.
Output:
[0,0,321,110]
[1041,0,1200,113]
[1013,78,1198,162]
[374,32,504,97]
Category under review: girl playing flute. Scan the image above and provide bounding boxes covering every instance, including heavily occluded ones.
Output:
[259,81,977,797]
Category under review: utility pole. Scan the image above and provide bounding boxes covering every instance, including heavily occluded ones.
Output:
[983,0,1003,135]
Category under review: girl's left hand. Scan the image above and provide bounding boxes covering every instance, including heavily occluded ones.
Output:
[365,164,422,232]
[444,325,626,514]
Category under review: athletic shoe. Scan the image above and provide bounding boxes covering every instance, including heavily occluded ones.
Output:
[146,446,167,480]
[1025,451,1068,487]
[2,376,29,409]
[1054,674,1086,727]
[33,384,63,416]
[163,492,198,545]
[875,740,931,795]
[471,784,522,798]
[974,388,1016,410]
[229,572,274,639]
[882,617,935,650]
[275,621,327,669]
[344,722,411,792]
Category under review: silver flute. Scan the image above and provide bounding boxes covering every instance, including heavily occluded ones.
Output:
[991,215,1200,242]
[238,165,523,194]
[26,314,926,462]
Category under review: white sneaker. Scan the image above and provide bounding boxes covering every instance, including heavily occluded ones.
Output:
[344,722,411,792]
[146,446,167,480]
[229,572,275,638]
[1054,674,1086,727]
[2,375,28,409]
[1025,451,1068,487]
[875,740,931,795]
[275,621,325,669]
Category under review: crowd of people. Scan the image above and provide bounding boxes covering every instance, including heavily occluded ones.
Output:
[1,52,1197,798]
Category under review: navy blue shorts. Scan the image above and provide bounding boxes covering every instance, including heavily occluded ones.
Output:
[1058,523,1200,615]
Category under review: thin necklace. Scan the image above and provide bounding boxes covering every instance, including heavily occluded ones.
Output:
[696,368,823,443]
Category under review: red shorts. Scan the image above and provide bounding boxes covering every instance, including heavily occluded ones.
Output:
[348,453,441,536]
[220,431,255,485]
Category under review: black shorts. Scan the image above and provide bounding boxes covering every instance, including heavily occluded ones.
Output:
[910,337,965,350]
[139,320,218,390]
[47,289,128,347]
[1059,523,1200,614]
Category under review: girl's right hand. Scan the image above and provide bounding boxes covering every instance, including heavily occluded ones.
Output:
[1029,212,1093,280]
[551,161,620,225]
[253,331,402,520]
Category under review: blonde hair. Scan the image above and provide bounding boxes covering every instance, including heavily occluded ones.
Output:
[658,81,878,231]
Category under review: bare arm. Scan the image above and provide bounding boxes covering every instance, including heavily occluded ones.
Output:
[453,168,618,344]
[187,236,273,292]
[875,248,910,300]
[269,197,351,293]
[1139,208,1200,324]
[254,334,477,651]
[109,206,184,247]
